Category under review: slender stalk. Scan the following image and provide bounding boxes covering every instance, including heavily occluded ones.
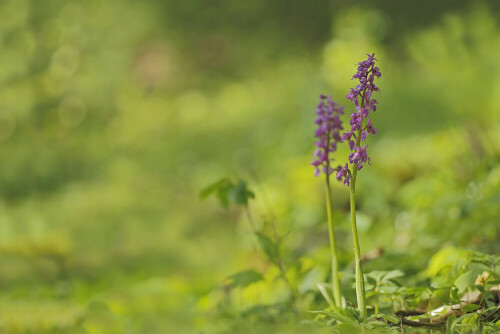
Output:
[325,172,342,307]
[245,205,297,314]
[350,126,367,319]
[276,255,298,315]
[427,289,433,327]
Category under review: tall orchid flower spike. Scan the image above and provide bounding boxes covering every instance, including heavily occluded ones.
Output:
[338,53,381,319]
[311,94,344,307]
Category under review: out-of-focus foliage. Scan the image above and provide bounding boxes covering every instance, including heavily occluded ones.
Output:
[0,0,500,332]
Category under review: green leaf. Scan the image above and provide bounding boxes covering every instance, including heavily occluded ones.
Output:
[446,314,456,334]
[216,187,231,207]
[431,282,453,290]
[461,304,480,313]
[227,180,255,205]
[227,270,263,288]
[310,309,358,326]
[316,283,335,308]
[450,287,460,302]
[256,232,278,262]
[333,323,359,334]
[382,270,405,282]
[200,178,229,199]
[365,320,386,326]
[454,270,477,294]
[366,291,381,298]
[486,299,496,308]
[200,178,232,207]
[376,314,400,324]
[461,313,479,331]
[452,312,478,331]
[404,287,427,296]
[345,305,363,323]
[366,271,386,283]
[200,178,255,207]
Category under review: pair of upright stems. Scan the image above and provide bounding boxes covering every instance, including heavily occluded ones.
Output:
[325,131,367,318]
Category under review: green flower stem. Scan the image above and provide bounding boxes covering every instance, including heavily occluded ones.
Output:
[325,172,342,308]
[350,127,367,319]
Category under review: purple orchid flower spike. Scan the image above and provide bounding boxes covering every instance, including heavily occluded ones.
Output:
[311,94,344,177]
[336,53,381,185]
[310,94,345,308]
[340,53,381,320]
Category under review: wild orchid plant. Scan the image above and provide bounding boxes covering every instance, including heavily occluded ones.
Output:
[337,53,381,318]
[311,95,345,308]
[313,53,381,318]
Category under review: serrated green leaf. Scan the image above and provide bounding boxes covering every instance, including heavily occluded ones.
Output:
[333,323,359,334]
[200,178,231,207]
[454,270,476,294]
[364,281,375,291]
[310,310,355,326]
[313,308,360,325]
[461,313,479,331]
[450,287,460,302]
[452,312,478,330]
[366,271,386,282]
[446,314,456,334]
[377,314,400,324]
[366,320,386,326]
[461,304,480,313]
[405,287,427,295]
[366,291,381,298]
[256,232,278,262]
[200,178,255,207]
[216,186,231,207]
[431,282,453,290]
[227,270,263,288]
[345,305,363,323]
[200,178,229,199]
[316,283,335,308]
[382,270,405,282]
[227,180,255,205]
[200,178,233,207]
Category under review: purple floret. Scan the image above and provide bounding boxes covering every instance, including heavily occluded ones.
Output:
[336,163,351,186]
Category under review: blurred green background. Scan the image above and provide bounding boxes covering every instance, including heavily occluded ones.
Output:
[1,0,500,333]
